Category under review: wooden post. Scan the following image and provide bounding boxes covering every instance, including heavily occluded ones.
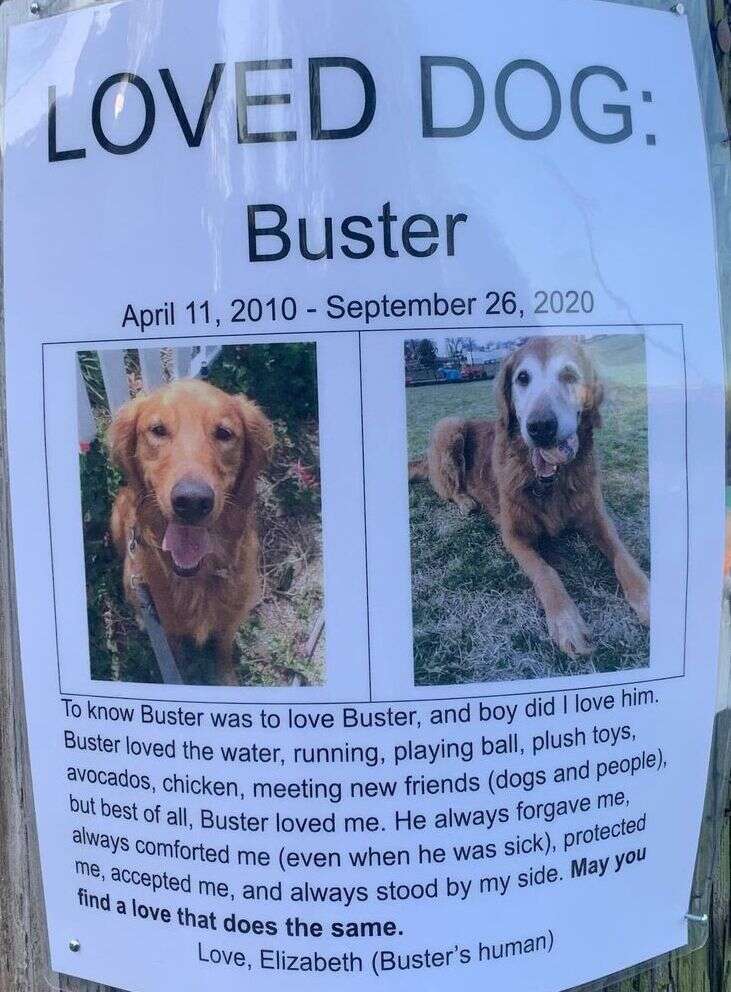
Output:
[0,1,728,990]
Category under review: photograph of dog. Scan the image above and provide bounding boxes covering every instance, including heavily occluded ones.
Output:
[78,343,324,687]
[406,333,650,685]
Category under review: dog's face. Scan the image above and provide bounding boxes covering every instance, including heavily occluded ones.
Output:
[498,337,602,478]
[109,379,273,576]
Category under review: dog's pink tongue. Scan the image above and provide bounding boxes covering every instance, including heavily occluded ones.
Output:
[531,433,579,479]
[531,449,557,478]
[162,523,212,571]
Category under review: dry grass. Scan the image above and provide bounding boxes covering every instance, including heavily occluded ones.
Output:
[407,335,651,686]
[233,427,325,687]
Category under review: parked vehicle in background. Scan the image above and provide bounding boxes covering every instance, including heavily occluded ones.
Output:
[460,363,488,381]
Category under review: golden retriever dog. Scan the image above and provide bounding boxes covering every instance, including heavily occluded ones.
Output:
[109,378,273,685]
[409,336,649,657]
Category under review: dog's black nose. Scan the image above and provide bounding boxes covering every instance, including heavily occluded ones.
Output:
[171,478,214,524]
[527,414,558,447]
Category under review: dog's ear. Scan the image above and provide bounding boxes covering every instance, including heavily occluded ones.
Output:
[108,395,144,484]
[581,354,604,429]
[235,396,274,502]
[496,351,518,433]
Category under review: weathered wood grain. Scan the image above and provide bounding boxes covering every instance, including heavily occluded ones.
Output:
[0,0,728,990]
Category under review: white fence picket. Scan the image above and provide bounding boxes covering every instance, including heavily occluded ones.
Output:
[99,350,131,414]
[140,349,167,391]
[172,347,193,378]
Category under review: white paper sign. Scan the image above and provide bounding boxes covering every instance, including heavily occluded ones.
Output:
[3,1,725,990]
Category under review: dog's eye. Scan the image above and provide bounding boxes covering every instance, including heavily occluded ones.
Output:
[149,423,167,438]
[214,426,234,442]
[560,368,579,385]
[516,370,531,386]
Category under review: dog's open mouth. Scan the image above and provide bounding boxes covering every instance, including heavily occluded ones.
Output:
[162,522,212,577]
[530,433,579,479]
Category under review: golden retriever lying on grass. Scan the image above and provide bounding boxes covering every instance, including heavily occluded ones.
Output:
[410,336,649,657]
[109,378,273,685]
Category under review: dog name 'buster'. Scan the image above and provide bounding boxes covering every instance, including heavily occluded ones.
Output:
[3,1,728,992]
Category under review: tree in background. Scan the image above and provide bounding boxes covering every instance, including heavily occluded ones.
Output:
[445,337,465,361]
[462,337,479,363]
[417,339,438,370]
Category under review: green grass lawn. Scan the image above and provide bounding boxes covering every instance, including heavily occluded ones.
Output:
[407,335,650,686]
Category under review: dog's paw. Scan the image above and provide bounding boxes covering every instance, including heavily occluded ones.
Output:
[456,495,479,517]
[548,606,592,657]
[625,575,650,626]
